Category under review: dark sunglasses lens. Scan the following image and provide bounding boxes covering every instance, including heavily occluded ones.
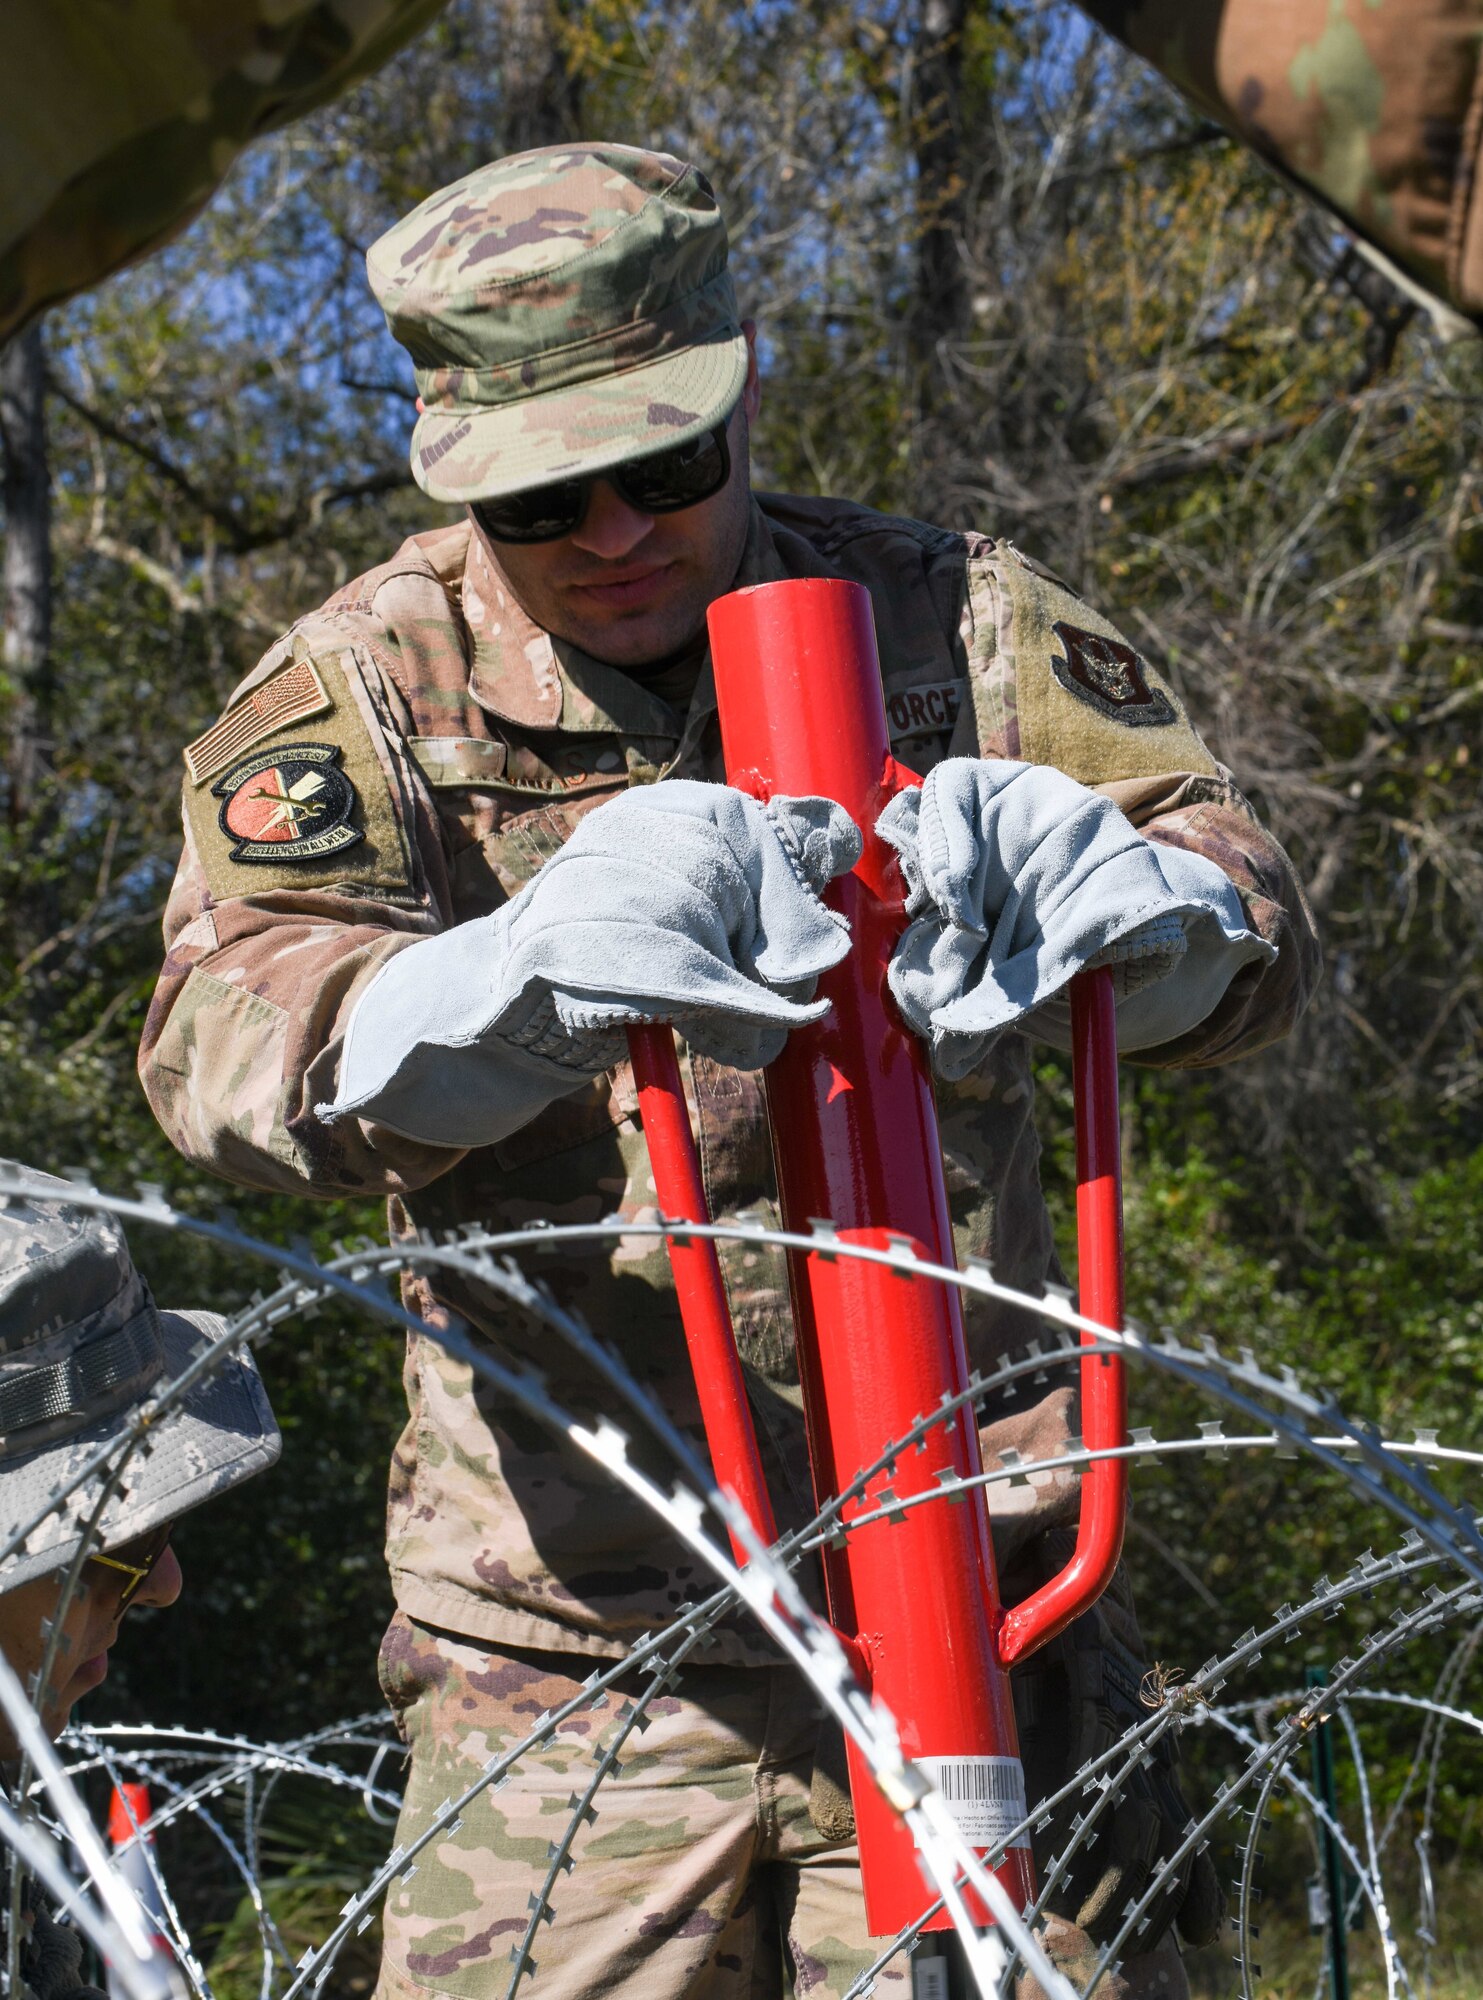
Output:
[618,427,729,513]
[475,424,729,543]
[128,1524,174,1566]
[476,479,586,544]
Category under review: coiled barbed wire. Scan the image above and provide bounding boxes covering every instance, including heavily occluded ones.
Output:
[0,1167,1477,1999]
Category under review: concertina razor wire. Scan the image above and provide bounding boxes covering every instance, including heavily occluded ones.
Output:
[0,1165,1478,2000]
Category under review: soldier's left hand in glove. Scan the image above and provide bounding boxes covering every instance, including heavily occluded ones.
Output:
[320,780,861,1148]
[876,758,1273,1077]
[1002,1534,1226,1998]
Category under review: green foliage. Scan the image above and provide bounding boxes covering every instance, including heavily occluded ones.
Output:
[189,1779,391,1999]
[0,0,1479,1896]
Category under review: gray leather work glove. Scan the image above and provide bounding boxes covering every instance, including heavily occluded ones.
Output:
[322,781,862,1148]
[876,758,1272,1077]
[1003,1532,1225,1986]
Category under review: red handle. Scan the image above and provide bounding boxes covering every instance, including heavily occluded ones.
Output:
[626,1023,778,1565]
[628,905,1129,1649]
[996,964,1128,1665]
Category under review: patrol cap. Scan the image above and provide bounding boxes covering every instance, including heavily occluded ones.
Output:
[0,1163,281,1592]
[367,142,749,506]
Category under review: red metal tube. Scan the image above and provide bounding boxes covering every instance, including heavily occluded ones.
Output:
[708,578,1034,1934]
[627,1023,779,1567]
[996,966,1128,1665]
[633,576,1129,1934]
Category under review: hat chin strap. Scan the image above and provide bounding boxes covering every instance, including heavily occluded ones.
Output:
[0,1307,163,1441]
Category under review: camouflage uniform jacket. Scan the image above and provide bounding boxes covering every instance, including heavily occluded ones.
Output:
[139,493,1320,1665]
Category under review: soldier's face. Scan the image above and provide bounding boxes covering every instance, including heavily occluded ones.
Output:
[0,1545,183,1754]
[476,326,762,670]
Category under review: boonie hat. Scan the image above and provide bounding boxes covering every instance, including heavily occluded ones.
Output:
[0,1163,281,1592]
[368,142,749,506]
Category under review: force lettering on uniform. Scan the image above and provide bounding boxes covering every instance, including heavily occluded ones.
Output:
[886,680,964,740]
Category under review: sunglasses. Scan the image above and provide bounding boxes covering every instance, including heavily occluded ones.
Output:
[472,423,732,545]
[89,1522,174,1609]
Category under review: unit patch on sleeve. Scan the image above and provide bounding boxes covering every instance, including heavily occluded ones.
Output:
[993,545,1218,786]
[213,743,363,864]
[1049,622,1176,727]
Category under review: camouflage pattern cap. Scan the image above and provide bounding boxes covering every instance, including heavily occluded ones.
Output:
[368,143,749,505]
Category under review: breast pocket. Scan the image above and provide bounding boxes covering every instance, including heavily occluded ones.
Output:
[453,784,628,911]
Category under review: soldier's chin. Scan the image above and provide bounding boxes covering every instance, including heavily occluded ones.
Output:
[567,591,709,670]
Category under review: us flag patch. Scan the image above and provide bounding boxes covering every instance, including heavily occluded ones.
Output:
[184,659,333,785]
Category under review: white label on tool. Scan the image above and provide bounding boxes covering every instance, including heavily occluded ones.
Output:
[913,1959,951,2000]
[915,1756,1032,1848]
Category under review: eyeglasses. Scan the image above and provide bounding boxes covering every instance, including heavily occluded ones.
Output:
[472,423,732,545]
[88,1523,173,1609]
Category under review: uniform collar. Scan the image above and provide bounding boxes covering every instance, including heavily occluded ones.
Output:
[463,523,678,739]
[463,501,798,741]
[674,499,805,743]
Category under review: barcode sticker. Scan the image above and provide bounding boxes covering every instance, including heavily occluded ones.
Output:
[915,1755,1032,1848]
[913,1959,950,2000]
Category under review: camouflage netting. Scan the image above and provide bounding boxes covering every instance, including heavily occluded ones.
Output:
[0,0,448,341]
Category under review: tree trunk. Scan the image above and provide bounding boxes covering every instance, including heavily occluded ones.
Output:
[1,321,53,827]
[500,0,582,154]
[908,0,971,401]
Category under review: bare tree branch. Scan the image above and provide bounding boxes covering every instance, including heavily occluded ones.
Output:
[44,367,414,554]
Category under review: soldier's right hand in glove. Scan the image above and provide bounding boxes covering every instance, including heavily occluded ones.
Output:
[319,779,861,1148]
[1003,1532,1225,1996]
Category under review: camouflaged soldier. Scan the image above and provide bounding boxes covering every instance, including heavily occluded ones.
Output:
[10,2,1483,342]
[138,144,1320,1999]
[1077,0,1483,328]
[0,1163,281,2000]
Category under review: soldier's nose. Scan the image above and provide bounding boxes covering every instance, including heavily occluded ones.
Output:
[133,1545,183,1611]
[570,478,654,562]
